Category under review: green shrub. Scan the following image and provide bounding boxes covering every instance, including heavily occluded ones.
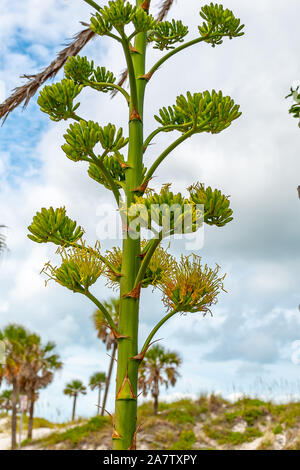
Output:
[41,416,110,448]
[165,409,195,425]
[204,425,262,445]
[273,424,283,435]
[236,398,265,407]
[33,417,55,429]
[170,430,196,450]
[241,407,264,426]
[224,411,239,423]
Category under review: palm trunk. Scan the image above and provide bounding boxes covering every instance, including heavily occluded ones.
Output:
[153,377,159,415]
[72,394,77,421]
[101,342,117,416]
[97,387,101,415]
[113,1,147,450]
[11,378,18,450]
[153,394,158,415]
[27,393,34,440]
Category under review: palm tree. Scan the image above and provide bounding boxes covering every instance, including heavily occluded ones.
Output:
[93,298,119,416]
[89,372,106,415]
[138,345,181,415]
[21,341,62,439]
[0,324,32,449]
[0,327,62,442]
[63,380,87,421]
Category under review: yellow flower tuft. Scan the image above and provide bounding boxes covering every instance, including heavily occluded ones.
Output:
[159,254,226,314]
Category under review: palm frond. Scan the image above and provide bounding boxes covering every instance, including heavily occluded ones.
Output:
[0,0,177,119]
[157,0,176,22]
[0,226,7,255]
[0,25,95,123]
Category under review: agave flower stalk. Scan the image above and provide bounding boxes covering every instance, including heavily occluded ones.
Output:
[24,0,245,449]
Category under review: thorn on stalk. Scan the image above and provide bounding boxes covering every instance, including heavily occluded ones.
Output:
[131,339,163,362]
[129,108,142,122]
[116,370,137,400]
[107,269,123,279]
[111,329,130,341]
[128,424,142,450]
[117,159,131,170]
[112,428,123,440]
[123,283,141,300]
[141,0,150,11]
[95,404,113,421]
[129,45,141,54]
[131,178,151,195]
[137,72,153,82]
[101,321,126,340]
[95,404,123,441]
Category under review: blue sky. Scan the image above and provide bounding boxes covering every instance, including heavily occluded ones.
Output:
[1,0,300,423]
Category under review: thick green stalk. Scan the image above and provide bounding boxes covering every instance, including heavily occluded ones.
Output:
[113,0,147,450]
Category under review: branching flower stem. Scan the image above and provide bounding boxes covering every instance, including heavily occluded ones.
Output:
[85,290,120,333]
[144,129,194,182]
[72,114,87,123]
[144,116,214,182]
[121,34,139,111]
[83,0,101,12]
[139,309,177,356]
[88,82,130,104]
[134,233,163,288]
[70,242,119,274]
[148,33,234,79]
[143,122,194,152]
[89,150,122,205]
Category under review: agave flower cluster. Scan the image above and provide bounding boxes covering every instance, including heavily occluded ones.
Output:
[42,244,105,293]
[158,254,226,314]
[125,182,232,239]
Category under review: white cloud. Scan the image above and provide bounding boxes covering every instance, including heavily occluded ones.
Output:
[248,262,297,294]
